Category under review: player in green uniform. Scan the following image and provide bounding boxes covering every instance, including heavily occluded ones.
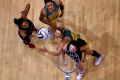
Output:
[39,0,64,32]
[40,27,104,80]
[40,27,104,66]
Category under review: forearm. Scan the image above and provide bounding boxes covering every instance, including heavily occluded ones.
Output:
[62,53,65,62]
[24,3,30,13]
[21,3,30,18]
[47,50,60,56]
[40,18,54,26]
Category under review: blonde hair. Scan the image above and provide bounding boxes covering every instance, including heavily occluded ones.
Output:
[56,27,65,34]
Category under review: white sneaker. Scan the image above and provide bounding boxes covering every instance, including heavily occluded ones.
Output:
[76,71,85,80]
[95,54,104,66]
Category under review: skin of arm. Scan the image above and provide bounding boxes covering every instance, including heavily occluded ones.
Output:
[21,4,38,32]
[41,37,71,56]
[80,45,89,62]
[54,0,64,17]
[21,3,30,19]
[81,52,87,62]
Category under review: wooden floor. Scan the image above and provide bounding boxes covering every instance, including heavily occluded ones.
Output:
[0,0,120,80]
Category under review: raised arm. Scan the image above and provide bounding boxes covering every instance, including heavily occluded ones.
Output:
[40,37,70,56]
[21,3,30,19]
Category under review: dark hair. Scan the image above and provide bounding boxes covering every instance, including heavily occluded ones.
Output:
[70,38,87,50]
[70,40,79,50]
[56,27,65,34]
[44,0,52,4]
[14,18,24,26]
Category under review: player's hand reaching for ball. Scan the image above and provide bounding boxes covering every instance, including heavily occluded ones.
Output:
[40,47,48,52]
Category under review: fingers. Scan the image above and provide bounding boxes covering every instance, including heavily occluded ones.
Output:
[44,46,47,50]
[39,47,48,52]
[40,48,45,51]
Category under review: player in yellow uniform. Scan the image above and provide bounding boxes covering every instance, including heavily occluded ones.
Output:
[40,27,103,66]
[39,0,64,32]
[40,27,104,80]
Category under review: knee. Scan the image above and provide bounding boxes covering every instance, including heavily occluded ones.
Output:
[81,45,92,54]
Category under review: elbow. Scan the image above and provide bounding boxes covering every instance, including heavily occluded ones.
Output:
[56,53,60,56]
[39,17,43,22]
[39,17,41,21]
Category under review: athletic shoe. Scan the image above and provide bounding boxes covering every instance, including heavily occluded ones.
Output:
[95,54,104,66]
[65,72,70,80]
[76,71,85,80]
[28,43,35,48]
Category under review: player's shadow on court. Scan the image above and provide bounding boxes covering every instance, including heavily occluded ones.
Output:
[64,19,120,78]
[33,36,59,64]
[84,32,120,80]
[34,19,120,79]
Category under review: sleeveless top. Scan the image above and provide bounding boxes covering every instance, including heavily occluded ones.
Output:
[62,29,80,41]
[18,18,34,35]
[45,1,61,25]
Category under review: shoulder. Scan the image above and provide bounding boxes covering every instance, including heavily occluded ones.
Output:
[53,0,61,6]
[41,6,47,15]
[76,38,87,47]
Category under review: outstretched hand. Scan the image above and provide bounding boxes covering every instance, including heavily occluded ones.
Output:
[40,47,48,52]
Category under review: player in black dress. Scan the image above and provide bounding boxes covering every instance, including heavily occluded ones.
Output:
[14,3,38,48]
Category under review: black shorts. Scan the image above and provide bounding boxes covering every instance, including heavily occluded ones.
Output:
[66,38,87,62]
[76,38,87,48]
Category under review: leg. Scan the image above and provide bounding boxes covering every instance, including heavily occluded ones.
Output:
[76,62,86,80]
[80,45,104,66]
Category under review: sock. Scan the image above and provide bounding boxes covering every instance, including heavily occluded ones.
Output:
[91,50,101,58]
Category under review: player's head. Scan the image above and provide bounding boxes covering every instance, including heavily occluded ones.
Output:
[44,0,52,4]
[44,0,54,11]
[55,27,65,38]
[14,18,28,27]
